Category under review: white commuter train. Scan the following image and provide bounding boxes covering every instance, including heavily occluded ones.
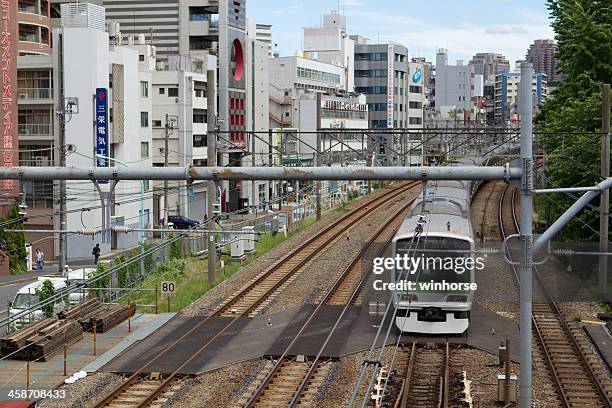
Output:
[392,179,476,334]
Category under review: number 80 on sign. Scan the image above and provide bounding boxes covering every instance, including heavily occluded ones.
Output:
[160,281,176,295]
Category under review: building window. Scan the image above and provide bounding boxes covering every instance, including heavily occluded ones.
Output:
[409,117,422,125]
[409,85,422,93]
[140,142,149,158]
[195,88,206,98]
[152,120,162,127]
[139,54,145,62]
[159,88,165,95]
[193,134,206,147]
[140,81,148,98]
[193,112,207,123]
[168,88,179,97]
[409,101,422,109]
[140,111,149,127]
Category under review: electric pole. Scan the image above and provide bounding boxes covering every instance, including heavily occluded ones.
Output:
[600,84,610,301]
[163,113,170,229]
[206,69,217,285]
[316,92,321,221]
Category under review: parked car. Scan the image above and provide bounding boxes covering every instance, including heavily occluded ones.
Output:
[159,215,199,230]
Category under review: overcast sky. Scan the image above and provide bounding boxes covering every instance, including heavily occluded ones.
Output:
[250,0,555,65]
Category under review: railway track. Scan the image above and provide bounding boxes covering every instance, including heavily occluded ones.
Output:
[242,197,415,408]
[95,182,421,408]
[499,184,612,407]
[396,341,450,408]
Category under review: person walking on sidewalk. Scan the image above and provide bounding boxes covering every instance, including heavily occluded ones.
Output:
[92,243,101,265]
[35,248,44,272]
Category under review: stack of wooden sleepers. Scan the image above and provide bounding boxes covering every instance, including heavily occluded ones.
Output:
[1,299,136,361]
[59,299,136,333]
[0,318,83,361]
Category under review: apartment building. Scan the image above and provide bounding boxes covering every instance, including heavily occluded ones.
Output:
[494,67,547,122]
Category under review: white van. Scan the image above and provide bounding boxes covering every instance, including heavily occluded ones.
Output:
[9,277,68,330]
[65,267,96,305]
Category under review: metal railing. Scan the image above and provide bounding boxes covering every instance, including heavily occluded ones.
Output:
[18,88,52,100]
[18,123,53,136]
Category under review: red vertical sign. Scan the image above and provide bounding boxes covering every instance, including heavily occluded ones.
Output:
[1,0,17,207]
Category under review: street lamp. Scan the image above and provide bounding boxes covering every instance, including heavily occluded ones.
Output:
[95,154,146,275]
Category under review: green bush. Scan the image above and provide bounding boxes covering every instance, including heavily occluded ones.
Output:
[169,235,182,260]
[35,279,55,318]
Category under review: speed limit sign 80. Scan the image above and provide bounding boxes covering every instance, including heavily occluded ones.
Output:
[160,281,176,295]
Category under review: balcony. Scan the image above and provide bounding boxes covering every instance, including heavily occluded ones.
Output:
[192,146,208,160]
[18,88,53,100]
[18,123,53,137]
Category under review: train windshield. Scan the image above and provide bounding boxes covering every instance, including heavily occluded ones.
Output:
[395,236,472,285]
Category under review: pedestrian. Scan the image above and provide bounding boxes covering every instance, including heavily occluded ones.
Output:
[92,243,101,265]
[35,248,44,272]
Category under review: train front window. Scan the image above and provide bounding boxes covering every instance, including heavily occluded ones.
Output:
[396,237,472,284]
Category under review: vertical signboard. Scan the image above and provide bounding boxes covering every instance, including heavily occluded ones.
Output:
[386,44,394,129]
[1,0,17,210]
[95,88,108,166]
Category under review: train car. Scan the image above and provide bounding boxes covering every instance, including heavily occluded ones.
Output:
[392,179,476,334]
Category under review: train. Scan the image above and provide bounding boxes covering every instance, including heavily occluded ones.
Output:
[392,177,476,334]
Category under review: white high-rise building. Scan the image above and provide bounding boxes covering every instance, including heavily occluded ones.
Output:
[54,3,154,259]
[303,10,354,93]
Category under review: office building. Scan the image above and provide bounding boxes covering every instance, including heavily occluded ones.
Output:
[469,53,510,83]
[103,0,248,212]
[303,10,354,93]
[255,23,273,57]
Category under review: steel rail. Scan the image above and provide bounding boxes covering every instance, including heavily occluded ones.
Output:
[287,203,414,408]
[399,341,450,408]
[245,200,414,407]
[95,183,419,408]
[501,185,611,408]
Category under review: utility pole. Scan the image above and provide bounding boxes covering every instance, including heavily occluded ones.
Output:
[58,113,67,273]
[251,41,257,215]
[316,93,321,221]
[518,62,534,408]
[268,129,273,210]
[600,84,610,301]
[163,113,170,229]
[206,69,217,285]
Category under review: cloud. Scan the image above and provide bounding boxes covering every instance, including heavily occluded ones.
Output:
[386,22,554,64]
[340,0,365,6]
[485,25,528,35]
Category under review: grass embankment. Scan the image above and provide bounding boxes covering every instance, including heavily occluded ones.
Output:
[127,217,315,313]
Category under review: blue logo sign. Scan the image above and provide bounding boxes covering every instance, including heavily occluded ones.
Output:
[95,88,108,167]
[412,68,423,84]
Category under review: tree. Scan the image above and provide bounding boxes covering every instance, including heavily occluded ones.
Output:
[536,0,612,241]
[0,205,27,274]
[35,279,55,318]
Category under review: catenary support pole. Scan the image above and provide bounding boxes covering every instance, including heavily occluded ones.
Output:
[600,84,610,301]
[519,62,534,408]
[207,69,217,286]
[316,93,322,221]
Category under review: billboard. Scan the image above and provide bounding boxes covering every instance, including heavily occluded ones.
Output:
[95,88,108,166]
[386,44,394,128]
[1,0,17,205]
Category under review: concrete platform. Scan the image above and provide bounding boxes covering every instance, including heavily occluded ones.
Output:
[584,324,612,371]
[0,313,157,402]
[82,313,175,373]
[101,303,518,375]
